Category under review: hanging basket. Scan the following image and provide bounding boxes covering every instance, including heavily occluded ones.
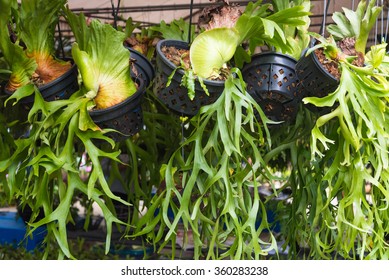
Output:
[242,52,304,123]
[295,41,340,100]
[3,58,79,106]
[154,39,224,116]
[88,49,152,141]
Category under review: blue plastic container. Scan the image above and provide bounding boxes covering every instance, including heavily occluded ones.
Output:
[0,211,46,251]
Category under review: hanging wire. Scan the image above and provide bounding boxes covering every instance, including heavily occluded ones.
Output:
[187,0,194,43]
[320,0,331,36]
[111,0,121,29]
[381,0,385,43]
[116,0,122,24]
[181,0,196,161]
[385,5,389,43]
[375,0,379,45]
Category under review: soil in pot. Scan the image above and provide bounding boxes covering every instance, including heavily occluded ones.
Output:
[313,48,341,81]
[297,37,364,113]
[160,46,191,71]
[313,37,364,83]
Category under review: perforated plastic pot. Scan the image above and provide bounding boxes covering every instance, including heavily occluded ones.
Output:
[154,39,224,116]
[3,58,79,106]
[295,41,340,101]
[89,77,145,142]
[242,52,304,122]
[88,50,152,141]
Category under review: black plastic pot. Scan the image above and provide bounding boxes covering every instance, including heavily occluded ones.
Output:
[89,77,145,142]
[88,49,153,141]
[242,52,304,123]
[37,60,79,102]
[154,39,224,116]
[128,47,155,88]
[3,58,79,105]
[295,41,340,100]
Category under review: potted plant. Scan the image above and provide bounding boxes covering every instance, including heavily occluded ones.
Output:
[0,0,78,106]
[131,0,312,260]
[275,0,389,259]
[0,5,152,258]
[154,0,310,119]
[152,2,243,116]
[296,0,381,103]
[151,17,217,116]
[154,38,231,116]
[241,0,311,123]
[65,9,154,141]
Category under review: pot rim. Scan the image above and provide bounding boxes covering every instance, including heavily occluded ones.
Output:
[249,51,298,62]
[243,51,298,72]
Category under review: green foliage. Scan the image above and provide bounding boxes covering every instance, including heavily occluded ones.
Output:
[271,0,311,59]
[262,106,319,259]
[18,0,67,56]
[0,86,133,258]
[234,0,311,62]
[124,17,140,38]
[0,3,180,260]
[131,69,281,259]
[150,18,196,42]
[0,9,153,257]
[306,33,340,60]
[103,89,183,229]
[190,27,240,79]
[0,0,37,88]
[164,0,311,76]
[327,0,382,54]
[299,43,389,259]
[2,0,389,261]
[65,9,137,108]
[169,0,311,96]
[0,106,14,203]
